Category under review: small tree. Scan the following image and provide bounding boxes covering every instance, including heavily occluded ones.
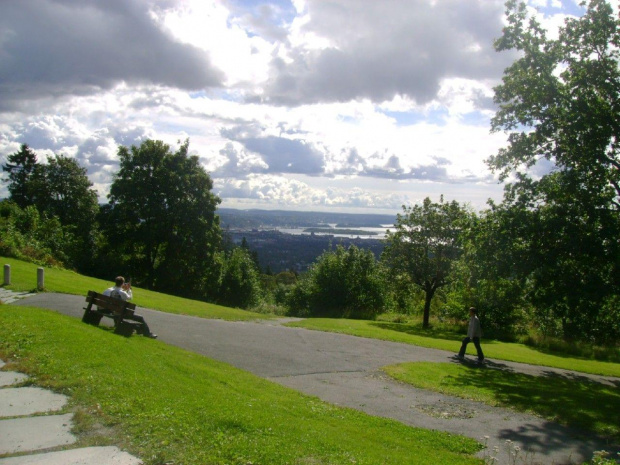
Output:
[288,245,387,319]
[2,144,38,208]
[382,197,471,328]
[217,247,263,309]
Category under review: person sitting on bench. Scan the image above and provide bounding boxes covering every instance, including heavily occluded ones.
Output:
[103,276,157,339]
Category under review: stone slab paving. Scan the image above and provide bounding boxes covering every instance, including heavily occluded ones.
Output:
[0,447,142,465]
[0,372,28,387]
[0,359,142,464]
[0,289,37,305]
[0,414,76,455]
[0,387,68,417]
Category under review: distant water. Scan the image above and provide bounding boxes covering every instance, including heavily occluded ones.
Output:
[276,225,392,240]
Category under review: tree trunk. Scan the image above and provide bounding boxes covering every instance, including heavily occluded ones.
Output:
[423,287,434,328]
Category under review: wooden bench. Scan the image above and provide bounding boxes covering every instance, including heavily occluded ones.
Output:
[82,290,142,337]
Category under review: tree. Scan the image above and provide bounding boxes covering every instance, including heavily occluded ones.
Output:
[490,0,620,208]
[448,200,531,338]
[2,147,100,271]
[487,0,620,342]
[2,144,38,208]
[105,139,222,296]
[382,197,471,328]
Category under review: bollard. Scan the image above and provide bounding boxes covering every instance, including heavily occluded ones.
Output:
[3,264,10,285]
[37,267,45,290]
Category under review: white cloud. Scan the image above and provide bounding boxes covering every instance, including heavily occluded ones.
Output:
[0,0,582,213]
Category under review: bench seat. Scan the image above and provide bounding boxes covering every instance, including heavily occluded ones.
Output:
[82,290,139,337]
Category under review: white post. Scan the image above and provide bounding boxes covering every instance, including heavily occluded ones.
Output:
[37,267,44,290]
[3,265,9,285]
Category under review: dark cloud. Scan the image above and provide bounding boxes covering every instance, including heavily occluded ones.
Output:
[221,125,325,175]
[259,0,515,106]
[0,0,224,110]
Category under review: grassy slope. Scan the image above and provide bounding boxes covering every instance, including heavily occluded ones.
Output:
[285,319,620,378]
[384,362,620,441]
[0,256,270,321]
[0,307,482,465]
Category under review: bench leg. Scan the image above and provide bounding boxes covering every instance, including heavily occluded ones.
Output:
[82,309,103,326]
[114,320,137,337]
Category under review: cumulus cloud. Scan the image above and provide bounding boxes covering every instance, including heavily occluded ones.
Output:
[0,0,224,110]
[0,0,571,212]
[215,174,412,211]
[258,0,514,106]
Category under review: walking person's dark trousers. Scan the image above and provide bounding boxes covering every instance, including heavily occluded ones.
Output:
[459,337,484,360]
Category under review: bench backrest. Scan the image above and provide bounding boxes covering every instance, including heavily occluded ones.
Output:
[86,290,136,315]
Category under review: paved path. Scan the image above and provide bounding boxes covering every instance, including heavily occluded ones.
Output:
[0,359,141,464]
[7,292,620,465]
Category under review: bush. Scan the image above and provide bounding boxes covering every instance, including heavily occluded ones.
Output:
[286,245,388,319]
[216,247,263,309]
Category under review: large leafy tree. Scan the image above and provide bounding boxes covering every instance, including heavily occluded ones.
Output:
[382,197,471,328]
[105,139,222,296]
[487,0,620,342]
[490,0,620,204]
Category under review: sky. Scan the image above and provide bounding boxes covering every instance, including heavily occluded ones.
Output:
[0,0,589,215]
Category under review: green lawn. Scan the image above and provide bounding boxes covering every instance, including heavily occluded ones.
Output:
[285,318,620,378]
[384,362,620,441]
[0,256,271,321]
[0,306,483,465]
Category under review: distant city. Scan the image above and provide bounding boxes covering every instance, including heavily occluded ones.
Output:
[218,208,397,273]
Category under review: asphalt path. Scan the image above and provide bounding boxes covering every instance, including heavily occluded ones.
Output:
[11,293,620,465]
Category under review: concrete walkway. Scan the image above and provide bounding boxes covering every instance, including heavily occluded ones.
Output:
[0,289,37,305]
[0,360,142,465]
[6,292,620,465]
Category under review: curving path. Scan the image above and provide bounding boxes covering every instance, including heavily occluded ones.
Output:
[9,293,620,465]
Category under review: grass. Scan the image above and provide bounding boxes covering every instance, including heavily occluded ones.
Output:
[384,362,620,441]
[0,306,483,465]
[285,318,620,378]
[0,256,271,321]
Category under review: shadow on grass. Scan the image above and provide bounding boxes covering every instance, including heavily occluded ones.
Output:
[370,322,465,342]
[371,321,506,346]
[447,363,620,441]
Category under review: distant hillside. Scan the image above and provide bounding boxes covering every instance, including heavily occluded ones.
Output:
[225,229,385,274]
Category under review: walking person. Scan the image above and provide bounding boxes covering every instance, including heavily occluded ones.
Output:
[457,307,484,363]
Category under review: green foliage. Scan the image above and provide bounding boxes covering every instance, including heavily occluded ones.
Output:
[482,0,620,344]
[216,247,263,309]
[491,0,620,196]
[382,196,472,328]
[0,255,271,321]
[2,147,100,271]
[104,139,222,296]
[287,245,388,319]
[0,201,69,267]
[2,143,38,208]
[385,362,620,440]
[444,206,530,339]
